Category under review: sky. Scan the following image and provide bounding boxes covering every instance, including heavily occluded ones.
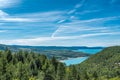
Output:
[0,0,120,46]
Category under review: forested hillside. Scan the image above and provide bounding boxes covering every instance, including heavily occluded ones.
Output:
[0,46,120,80]
[77,46,120,80]
[0,49,80,80]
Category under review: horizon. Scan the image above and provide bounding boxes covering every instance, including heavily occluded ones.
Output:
[0,43,111,47]
[0,0,120,46]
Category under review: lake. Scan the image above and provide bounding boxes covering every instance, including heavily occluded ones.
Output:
[73,48,103,54]
[61,48,103,66]
[60,57,88,66]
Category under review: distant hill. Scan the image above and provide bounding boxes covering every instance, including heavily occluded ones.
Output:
[0,44,104,51]
[77,46,120,80]
[0,44,97,60]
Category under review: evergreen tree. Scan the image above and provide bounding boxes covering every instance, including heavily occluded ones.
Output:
[56,63,66,80]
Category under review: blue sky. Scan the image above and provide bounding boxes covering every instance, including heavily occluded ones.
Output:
[0,0,120,46]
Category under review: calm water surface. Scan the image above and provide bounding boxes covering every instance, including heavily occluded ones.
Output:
[61,57,88,66]
[62,48,103,66]
[73,48,103,54]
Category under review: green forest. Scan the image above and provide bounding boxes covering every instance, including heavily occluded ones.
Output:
[0,46,120,80]
[77,46,120,80]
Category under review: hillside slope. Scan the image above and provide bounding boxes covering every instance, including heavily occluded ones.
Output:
[0,44,94,60]
[77,46,120,80]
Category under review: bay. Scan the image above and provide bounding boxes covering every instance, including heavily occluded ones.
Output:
[60,57,88,66]
[61,48,103,66]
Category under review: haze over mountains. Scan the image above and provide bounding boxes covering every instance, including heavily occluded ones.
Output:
[0,44,104,51]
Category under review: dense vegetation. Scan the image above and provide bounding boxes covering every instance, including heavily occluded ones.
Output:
[0,49,80,80]
[0,46,120,80]
[77,46,120,80]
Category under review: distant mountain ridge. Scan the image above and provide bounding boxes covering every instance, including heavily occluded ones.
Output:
[0,44,95,60]
[0,44,104,52]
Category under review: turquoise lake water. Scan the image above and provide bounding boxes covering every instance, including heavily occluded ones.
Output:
[61,48,103,66]
[61,57,88,66]
[73,48,103,54]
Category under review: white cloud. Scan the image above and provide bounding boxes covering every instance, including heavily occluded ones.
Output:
[68,9,76,14]
[70,16,120,24]
[0,11,66,23]
[0,10,66,22]
[75,10,101,15]
[0,10,9,18]
[0,17,37,22]
[52,25,120,37]
[0,0,20,8]
[0,30,8,33]
[75,4,82,8]
[60,16,120,30]
[79,32,120,38]
[51,16,120,37]
[68,0,86,14]
[0,37,69,45]
[1,32,120,46]
[0,10,35,22]
[57,19,66,24]
[52,25,63,37]
[17,11,65,18]
[52,25,108,37]
[75,0,86,8]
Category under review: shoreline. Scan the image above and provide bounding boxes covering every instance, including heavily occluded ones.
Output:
[59,56,89,62]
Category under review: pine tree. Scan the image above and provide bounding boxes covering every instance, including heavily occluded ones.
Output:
[56,63,66,80]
